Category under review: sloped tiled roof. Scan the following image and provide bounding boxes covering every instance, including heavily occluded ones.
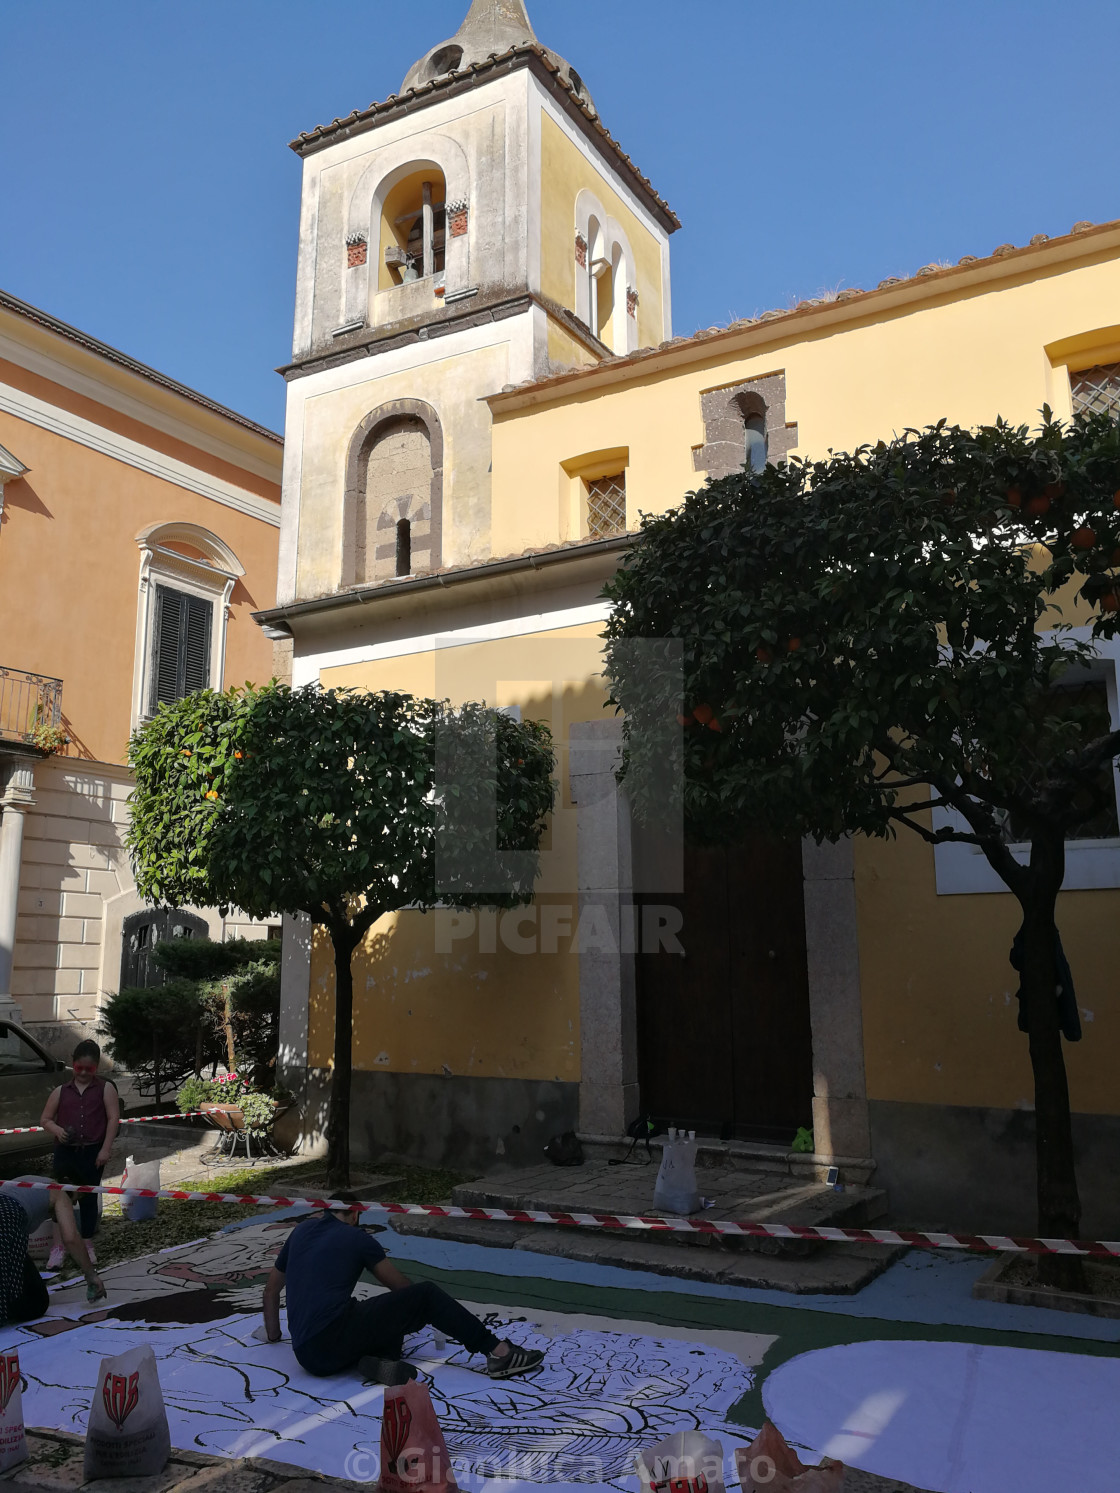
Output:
[489,218,1120,405]
[290,44,679,232]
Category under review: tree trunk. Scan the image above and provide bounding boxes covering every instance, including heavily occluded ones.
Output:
[1017,839,1086,1292]
[325,927,357,1189]
[221,981,236,1071]
[153,1030,162,1110]
[194,1021,204,1079]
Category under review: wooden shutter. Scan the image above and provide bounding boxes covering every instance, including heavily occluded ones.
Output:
[149,584,213,711]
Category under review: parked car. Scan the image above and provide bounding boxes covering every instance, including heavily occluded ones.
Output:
[0,1022,67,1162]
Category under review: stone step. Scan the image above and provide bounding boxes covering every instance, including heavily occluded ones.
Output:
[579,1132,877,1187]
[389,1213,903,1294]
[450,1159,888,1257]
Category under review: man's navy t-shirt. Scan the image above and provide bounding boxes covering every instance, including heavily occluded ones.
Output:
[275,1212,387,1348]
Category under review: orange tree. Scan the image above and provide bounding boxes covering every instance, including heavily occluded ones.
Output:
[127,683,555,1184]
[604,411,1120,1275]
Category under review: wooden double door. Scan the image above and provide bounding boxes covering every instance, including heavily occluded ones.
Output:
[635,833,814,1143]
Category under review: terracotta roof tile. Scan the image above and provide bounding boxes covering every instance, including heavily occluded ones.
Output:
[490,218,1117,404]
[289,44,679,231]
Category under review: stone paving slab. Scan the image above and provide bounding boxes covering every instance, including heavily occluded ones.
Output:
[4,1428,933,1493]
[390,1214,904,1293]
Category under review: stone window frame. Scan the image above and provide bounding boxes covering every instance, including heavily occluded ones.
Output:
[693,371,798,480]
[341,399,445,589]
[129,521,243,731]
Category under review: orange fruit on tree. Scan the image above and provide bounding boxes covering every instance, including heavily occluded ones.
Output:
[1026,495,1051,516]
[1072,527,1097,550]
[786,637,803,652]
[1113,489,1120,509]
[707,718,723,733]
[1005,486,1023,508]
[676,713,693,727]
[755,646,774,664]
[1101,591,1120,613]
[693,703,715,725]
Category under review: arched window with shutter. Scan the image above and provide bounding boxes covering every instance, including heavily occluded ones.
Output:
[131,522,244,726]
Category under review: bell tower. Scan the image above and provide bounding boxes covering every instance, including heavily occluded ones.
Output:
[276,0,679,606]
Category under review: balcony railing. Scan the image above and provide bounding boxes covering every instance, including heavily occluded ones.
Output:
[0,667,63,747]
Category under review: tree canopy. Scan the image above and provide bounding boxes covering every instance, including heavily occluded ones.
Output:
[604,409,1120,1261]
[127,682,555,1182]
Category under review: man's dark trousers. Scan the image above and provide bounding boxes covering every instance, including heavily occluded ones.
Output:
[296,1280,500,1376]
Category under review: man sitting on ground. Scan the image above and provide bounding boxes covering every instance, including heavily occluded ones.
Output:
[261,1195,544,1383]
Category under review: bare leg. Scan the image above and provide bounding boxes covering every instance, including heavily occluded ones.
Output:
[51,1194,103,1298]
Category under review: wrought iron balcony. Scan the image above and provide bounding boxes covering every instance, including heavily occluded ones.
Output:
[0,666,63,748]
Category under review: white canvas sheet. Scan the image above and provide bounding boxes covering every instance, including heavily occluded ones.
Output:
[0,1306,766,1491]
[764,1337,1120,1493]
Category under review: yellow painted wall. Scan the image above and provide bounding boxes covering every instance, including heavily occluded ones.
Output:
[484,238,1120,1117]
[547,318,600,375]
[311,623,610,1078]
[0,363,281,767]
[491,242,1120,556]
[539,112,665,354]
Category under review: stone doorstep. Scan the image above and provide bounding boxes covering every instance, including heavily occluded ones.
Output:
[578,1132,877,1187]
[972,1251,1120,1319]
[451,1161,888,1253]
[389,1213,904,1294]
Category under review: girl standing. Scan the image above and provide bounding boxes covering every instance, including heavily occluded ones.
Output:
[39,1040,119,1266]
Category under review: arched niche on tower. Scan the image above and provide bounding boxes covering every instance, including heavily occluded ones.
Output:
[342,399,445,587]
[343,134,472,329]
[574,189,638,355]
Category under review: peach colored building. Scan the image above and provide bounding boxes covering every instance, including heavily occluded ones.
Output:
[0,289,283,1059]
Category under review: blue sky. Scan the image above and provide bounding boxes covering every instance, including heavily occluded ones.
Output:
[3,1,1117,432]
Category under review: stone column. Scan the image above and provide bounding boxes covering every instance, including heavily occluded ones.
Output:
[569,719,639,1137]
[0,755,35,1020]
[801,835,872,1161]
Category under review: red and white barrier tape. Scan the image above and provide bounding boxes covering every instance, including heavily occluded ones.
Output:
[0,1111,203,1137]
[2,1180,1117,1259]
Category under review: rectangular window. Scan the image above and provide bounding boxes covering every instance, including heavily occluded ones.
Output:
[149,583,213,713]
[586,473,627,539]
[1070,363,1120,419]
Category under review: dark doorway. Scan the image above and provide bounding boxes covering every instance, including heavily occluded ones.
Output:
[120,909,208,990]
[635,832,814,1143]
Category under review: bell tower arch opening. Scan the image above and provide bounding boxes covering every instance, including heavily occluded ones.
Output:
[379,169,448,288]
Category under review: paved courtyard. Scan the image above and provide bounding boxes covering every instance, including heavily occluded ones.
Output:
[1,1198,1117,1492]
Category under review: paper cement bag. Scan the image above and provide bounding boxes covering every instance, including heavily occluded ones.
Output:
[120,1157,160,1223]
[735,1423,844,1493]
[653,1132,701,1216]
[378,1379,457,1493]
[83,1344,171,1481]
[637,1430,725,1493]
[0,1351,27,1472]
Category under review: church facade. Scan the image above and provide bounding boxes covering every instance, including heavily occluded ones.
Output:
[262,0,1120,1232]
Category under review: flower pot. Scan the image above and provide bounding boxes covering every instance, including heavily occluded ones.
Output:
[201,1102,245,1132]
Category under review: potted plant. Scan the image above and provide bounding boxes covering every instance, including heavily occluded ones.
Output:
[177,1070,289,1148]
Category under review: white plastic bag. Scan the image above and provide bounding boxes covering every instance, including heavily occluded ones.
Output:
[653,1130,701,1215]
[637,1430,725,1493]
[0,1351,27,1472]
[84,1344,171,1481]
[121,1157,160,1223]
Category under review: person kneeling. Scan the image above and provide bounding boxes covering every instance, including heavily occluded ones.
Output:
[261,1195,543,1384]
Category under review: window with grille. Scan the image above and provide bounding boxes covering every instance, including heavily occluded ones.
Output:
[149,584,213,713]
[1070,363,1120,420]
[586,474,627,538]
